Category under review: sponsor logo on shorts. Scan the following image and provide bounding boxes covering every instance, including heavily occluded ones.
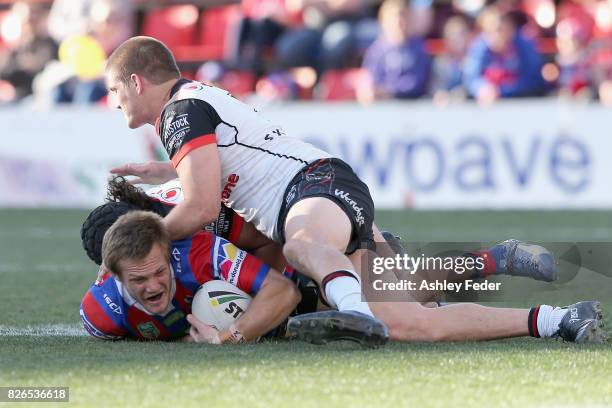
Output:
[221,174,240,203]
[286,185,297,204]
[334,189,365,226]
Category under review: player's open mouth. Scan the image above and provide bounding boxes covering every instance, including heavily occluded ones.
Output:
[147,293,163,303]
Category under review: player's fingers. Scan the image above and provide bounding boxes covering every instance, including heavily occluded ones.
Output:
[110,164,132,175]
[189,326,199,341]
[186,313,199,327]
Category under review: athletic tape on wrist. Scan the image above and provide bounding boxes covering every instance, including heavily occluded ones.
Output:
[229,324,246,344]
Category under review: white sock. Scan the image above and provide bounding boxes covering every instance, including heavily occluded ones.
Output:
[537,304,568,337]
[323,271,374,317]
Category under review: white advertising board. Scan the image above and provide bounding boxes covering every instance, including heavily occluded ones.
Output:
[0,100,609,209]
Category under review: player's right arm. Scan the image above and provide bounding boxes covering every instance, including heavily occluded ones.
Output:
[163,143,221,240]
[79,279,128,340]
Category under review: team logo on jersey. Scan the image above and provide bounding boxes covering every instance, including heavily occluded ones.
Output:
[161,187,182,202]
[216,242,246,286]
[137,322,160,339]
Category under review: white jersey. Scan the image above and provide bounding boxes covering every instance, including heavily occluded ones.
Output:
[157,79,330,240]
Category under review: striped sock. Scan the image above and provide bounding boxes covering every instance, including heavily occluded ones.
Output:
[529,305,567,338]
[322,270,373,317]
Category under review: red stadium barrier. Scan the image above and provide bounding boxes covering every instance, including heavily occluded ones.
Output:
[141,5,199,52]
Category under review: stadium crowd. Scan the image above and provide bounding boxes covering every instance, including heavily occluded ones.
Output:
[0,0,610,106]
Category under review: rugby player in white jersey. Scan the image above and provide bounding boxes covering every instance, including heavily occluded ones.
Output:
[104,37,605,346]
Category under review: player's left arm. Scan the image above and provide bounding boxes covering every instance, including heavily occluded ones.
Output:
[163,144,221,240]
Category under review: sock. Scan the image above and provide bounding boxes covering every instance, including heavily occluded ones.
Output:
[528,305,567,338]
[322,270,374,317]
[465,244,508,278]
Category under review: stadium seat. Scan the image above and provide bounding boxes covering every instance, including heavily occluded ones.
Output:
[141,5,199,52]
[318,68,366,101]
[197,5,242,61]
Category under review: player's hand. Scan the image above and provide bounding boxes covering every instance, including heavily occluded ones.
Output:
[96,263,110,284]
[110,161,177,185]
[186,314,221,344]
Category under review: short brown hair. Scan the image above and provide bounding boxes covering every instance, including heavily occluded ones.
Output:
[101,210,170,277]
[106,36,180,85]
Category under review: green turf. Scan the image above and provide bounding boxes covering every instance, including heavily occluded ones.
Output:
[0,209,610,407]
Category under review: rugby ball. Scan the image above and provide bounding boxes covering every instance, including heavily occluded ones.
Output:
[191,280,252,330]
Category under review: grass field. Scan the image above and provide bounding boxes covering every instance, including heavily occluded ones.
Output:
[0,209,611,407]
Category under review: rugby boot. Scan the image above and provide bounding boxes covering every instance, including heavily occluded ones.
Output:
[287,310,389,348]
[482,239,557,282]
[555,301,606,344]
[381,230,407,256]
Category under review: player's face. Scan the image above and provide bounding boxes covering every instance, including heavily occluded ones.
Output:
[117,243,173,315]
[105,70,147,129]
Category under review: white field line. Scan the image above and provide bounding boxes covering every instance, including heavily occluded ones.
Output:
[0,324,86,337]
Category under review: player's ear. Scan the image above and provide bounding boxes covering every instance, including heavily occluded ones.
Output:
[130,73,143,94]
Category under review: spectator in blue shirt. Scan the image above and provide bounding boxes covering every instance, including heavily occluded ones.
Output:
[463,6,546,104]
[359,0,431,101]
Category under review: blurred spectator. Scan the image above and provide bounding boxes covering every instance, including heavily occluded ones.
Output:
[42,0,133,104]
[555,17,593,99]
[358,0,431,102]
[277,0,379,71]
[590,0,612,104]
[430,15,471,104]
[234,0,293,74]
[89,0,134,55]
[0,1,57,103]
[463,6,546,104]
[48,0,94,44]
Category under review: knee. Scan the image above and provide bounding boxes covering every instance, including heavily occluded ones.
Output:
[282,239,303,264]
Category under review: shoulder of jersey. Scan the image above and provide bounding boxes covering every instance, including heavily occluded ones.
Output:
[173,81,210,102]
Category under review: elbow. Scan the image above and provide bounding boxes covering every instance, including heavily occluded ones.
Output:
[281,279,302,311]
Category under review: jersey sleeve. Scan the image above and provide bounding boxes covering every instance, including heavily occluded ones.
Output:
[158,99,223,168]
[79,282,128,340]
[189,232,270,295]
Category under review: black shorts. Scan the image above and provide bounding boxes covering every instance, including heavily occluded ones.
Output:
[276,158,375,254]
